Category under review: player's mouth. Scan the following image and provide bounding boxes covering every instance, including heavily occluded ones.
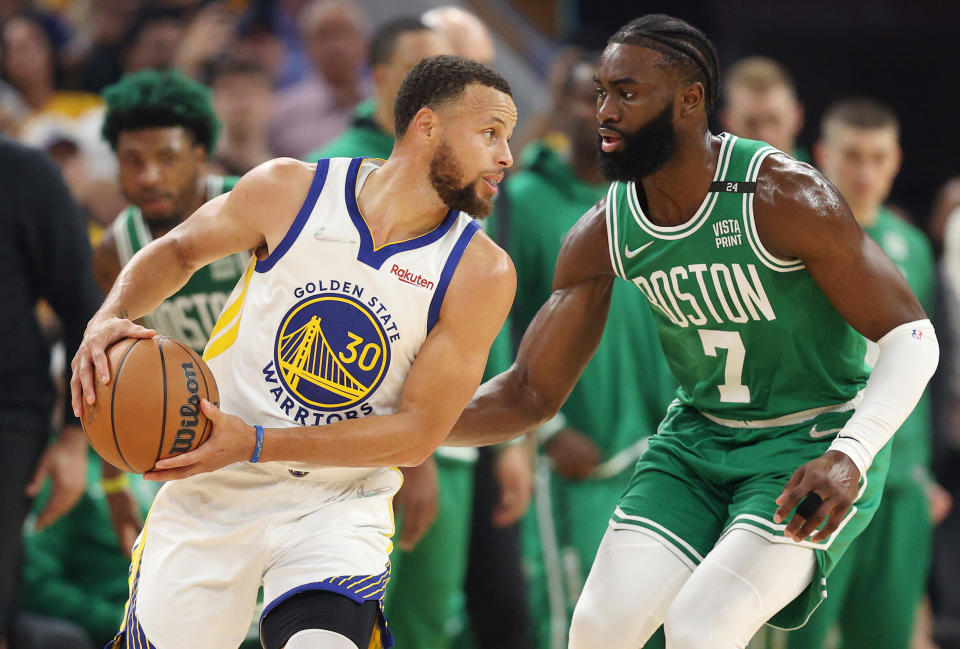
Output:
[481,174,503,194]
[599,128,623,152]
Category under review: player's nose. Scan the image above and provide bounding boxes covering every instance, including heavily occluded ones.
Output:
[495,139,513,169]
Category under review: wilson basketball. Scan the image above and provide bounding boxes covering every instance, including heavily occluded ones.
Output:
[80,336,219,473]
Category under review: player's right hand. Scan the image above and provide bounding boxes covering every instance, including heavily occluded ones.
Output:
[70,316,155,415]
[546,429,601,480]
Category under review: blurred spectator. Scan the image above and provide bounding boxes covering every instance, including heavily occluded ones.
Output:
[786,98,943,649]
[73,0,144,93]
[0,13,100,123]
[18,449,155,648]
[496,49,674,649]
[121,6,185,76]
[0,13,120,230]
[269,0,370,159]
[306,16,446,160]
[0,135,100,649]
[172,3,236,81]
[207,56,276,175]
[422,6,495,65]
[720,56,808,162]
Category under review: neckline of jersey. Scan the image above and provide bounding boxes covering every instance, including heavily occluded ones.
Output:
[344,157,460,269]
[626,132,736,240]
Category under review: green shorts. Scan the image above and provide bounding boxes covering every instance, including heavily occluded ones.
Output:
[613,401,891,630]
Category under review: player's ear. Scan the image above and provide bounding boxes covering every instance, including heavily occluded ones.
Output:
[411,107,439,141]
[812,139,826,168]
[679,81,705,117]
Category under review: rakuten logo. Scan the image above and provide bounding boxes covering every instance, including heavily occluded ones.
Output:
[390,264,435,290]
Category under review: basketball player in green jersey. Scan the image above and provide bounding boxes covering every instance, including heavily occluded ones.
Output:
[785,98,941,649]
[94,69,247,354]
[501,51,673,649]
[446,15,939,648]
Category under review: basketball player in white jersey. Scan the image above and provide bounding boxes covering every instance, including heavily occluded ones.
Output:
[69,55,517,649]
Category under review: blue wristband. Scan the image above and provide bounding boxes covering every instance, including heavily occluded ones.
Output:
[250,425,264,463]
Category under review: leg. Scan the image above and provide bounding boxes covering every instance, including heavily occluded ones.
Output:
[0,430,47,641]
[261,591,380,649]
[462,448,531,649]
[386,458,473,649]
[663,529,816,649]
[568,526,693,649]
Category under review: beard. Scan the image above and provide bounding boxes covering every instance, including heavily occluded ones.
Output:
[596,100,677,182]
[428,140,493,218]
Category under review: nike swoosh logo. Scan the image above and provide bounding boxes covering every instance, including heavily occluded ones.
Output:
[624,241,654,258]
[809,425,842,439]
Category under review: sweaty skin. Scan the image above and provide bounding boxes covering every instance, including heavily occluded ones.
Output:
[446,43,925,543]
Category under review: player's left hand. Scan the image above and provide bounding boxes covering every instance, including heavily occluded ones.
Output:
[394,457,439,551]
[145,399,255,481]
[774,450,861,543]
[26,424,88,529]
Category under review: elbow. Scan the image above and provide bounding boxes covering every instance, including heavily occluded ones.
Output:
[516,366,562,429]
[396,442,435,468]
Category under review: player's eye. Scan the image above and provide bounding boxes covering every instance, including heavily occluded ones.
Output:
[595,88,606,99]
[621,90,635,100]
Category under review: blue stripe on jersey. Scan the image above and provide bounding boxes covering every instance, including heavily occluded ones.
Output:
[255,159,330,273]
[344,157,460,270]
[426,220,481,333]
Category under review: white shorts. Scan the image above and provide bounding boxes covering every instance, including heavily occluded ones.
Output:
[110,462,401,649]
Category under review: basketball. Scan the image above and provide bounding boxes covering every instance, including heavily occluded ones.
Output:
[80,336,219,473]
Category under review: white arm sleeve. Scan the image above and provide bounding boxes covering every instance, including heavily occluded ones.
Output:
[828,319,939,476]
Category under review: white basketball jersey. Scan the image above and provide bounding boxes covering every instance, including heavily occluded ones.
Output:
[203,157,481,481]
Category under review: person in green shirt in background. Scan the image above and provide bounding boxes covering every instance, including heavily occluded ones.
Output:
[19,450,155,648]
[498,49,675,649]
[720,57,810,164]
[309,17,529,649]
[786,98,949,649]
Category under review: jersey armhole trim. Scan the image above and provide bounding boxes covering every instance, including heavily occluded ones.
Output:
[743,148,805,273]
[426,220,482,334]
[255,159,330,273]
[606,183,627,279]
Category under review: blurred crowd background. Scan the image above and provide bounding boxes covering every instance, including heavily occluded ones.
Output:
[3,1,960,649]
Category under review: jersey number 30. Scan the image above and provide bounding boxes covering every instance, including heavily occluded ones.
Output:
[698,329,750,403]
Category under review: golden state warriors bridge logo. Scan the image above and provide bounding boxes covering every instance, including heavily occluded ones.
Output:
[273,293,391,411]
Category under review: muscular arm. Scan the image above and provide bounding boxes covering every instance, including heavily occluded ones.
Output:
[758,156,938,541]
[149,232,517,476]
[445,200,617,446]
[754,155,925,337]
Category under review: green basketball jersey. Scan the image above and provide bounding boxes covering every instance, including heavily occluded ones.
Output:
[606,134,868,422]
[112,175,249,353]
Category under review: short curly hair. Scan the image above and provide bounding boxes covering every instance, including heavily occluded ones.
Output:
[102,69,220,154]
[394,55,512,138]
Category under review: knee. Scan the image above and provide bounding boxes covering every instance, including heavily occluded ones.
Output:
[663,581,760,649]
[568,590,656,649]
[569,597,621,649]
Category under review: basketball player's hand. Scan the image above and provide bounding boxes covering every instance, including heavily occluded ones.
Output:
[395,458,439,551]
[26,424,88,529]
[545,429,601,481]
[774,450,861,543]
[492,443,533,527]
[70,316,155,415]
[145,400,255,480]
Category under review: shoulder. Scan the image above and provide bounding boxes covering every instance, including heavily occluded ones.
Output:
[443,226,516,316]
[752,153,860,260]
[754,153,846,224]
[230,158,319,207]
